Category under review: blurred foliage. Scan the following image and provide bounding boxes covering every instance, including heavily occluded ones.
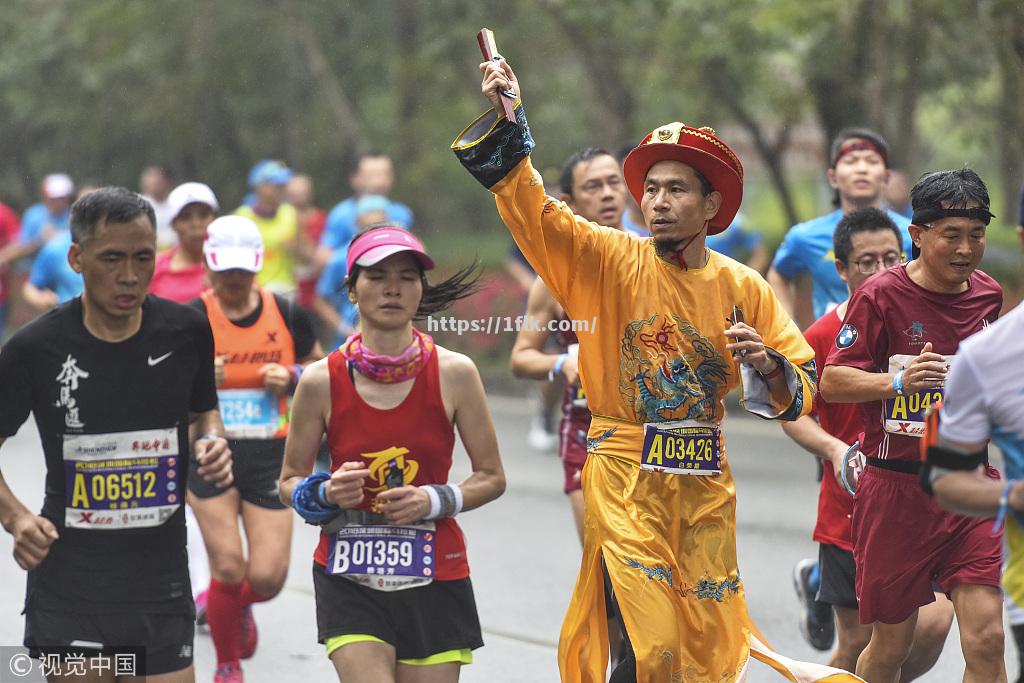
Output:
[0,0,1021,241]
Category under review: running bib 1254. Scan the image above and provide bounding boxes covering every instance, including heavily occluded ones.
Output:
[884,354,954,437]
[63,428,181,530]
[218,389,280,439]
[327,523,436,591]
[640,420,722,475]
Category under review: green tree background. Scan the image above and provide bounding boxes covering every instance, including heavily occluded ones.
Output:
[1,0,1021,310]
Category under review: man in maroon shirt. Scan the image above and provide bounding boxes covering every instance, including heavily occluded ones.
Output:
[821,169,1004,682]
[783,207,952,677]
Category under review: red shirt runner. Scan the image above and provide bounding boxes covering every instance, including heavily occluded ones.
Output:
[804,308,861,552]
[149,249,205,303]
[314,349,470,580]
[826,264,1001,462]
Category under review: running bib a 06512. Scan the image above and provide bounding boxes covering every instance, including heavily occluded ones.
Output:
[640,420,722,475]
[884,354,954,438]
[218,389,280,439]
[327,523,436,592]
[63,428,181,530]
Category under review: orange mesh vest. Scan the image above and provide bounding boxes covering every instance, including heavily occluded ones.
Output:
[202,288,295,439]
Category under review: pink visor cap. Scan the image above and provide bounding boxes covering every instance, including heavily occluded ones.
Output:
[346,227,434,272]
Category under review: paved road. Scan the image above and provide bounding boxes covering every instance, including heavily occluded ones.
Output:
[0,395,1017,681]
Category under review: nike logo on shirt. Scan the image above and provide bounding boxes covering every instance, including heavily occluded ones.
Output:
[148,352,174,366]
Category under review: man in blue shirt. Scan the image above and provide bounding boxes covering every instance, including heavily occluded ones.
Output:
[23,231,83,310]
[7,174,74,274]
[316,153,412,268]
[707,212,768,272]
[767,129,912,330]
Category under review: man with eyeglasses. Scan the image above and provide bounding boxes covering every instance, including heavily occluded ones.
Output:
[769,129,913,652]
[820,169,1005,682]
[780,207,952,678]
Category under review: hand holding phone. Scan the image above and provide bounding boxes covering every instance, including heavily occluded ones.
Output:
[729,306,747,358]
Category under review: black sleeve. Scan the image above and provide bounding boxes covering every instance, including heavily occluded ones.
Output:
[186,297,207,316]
[189,313,219,413]
[0,333,34,437]
[274,294,316,359]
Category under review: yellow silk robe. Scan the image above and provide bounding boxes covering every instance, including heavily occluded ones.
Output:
[454,106,863,683]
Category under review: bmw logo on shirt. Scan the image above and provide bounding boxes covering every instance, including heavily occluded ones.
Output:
[836,324,858,349]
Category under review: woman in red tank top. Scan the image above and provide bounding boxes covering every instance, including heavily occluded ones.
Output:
[280,226,506,683]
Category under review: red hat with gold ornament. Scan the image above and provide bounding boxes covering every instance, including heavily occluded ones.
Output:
[623,123,743,235]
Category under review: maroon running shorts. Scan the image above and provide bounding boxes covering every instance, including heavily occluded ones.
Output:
[852,464,1002,624]
[559,416,589,494]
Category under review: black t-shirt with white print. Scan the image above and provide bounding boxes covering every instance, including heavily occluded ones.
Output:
[0,295,217,613]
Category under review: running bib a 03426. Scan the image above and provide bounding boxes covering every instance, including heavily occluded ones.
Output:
[327,523,436,592]
[63,428,181,530]
[884,354,954,437]
[640,420,722,475]
[218,389,280,439]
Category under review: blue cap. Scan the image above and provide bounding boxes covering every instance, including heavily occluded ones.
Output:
[355,194,390,218]
[248,160,293,188]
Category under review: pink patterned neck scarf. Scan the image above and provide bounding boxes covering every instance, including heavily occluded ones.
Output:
[341,328,435,383]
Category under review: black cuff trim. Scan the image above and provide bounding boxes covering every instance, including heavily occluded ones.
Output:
[452,104,535,189]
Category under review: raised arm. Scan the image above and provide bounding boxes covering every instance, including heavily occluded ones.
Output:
[452,58,619,311]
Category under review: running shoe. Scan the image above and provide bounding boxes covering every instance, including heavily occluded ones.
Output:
[527,416,557,452]
[214,661,243,683]
[195,589,208,628]
[239,606,258,659]
[792,558,835,651]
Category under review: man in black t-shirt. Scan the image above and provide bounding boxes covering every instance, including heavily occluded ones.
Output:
[0,187,232,681]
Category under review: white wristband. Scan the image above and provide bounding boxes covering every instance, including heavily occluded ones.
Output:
[422,485,442,520]
[447,483,464,516]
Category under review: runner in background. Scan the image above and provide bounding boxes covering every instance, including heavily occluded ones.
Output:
[235,161,300,296]
[150,182,219,303]
[781,207,952,676]
[188,215,322,683]
[140,164,177,251]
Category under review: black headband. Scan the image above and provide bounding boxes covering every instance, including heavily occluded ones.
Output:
[910,206,994,226]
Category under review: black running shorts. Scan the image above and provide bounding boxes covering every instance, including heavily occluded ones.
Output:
[25,603,194,676]
[188,436,287,509]
[816,542,858,609]
[312,563,484,661]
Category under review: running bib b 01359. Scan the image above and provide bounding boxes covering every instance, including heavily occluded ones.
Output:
[218,389,280,439]
[640,420,722,475]
[63,428,181,530]
[327,523,436,592]
[884,354,954,437]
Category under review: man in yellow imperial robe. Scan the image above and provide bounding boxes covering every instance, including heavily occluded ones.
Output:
[452,58,863,683]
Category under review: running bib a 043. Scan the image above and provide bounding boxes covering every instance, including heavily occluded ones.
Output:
[218,389,280,439]
[883,354,954,437]
[63,428,181,530]
[640,420,722,475]
[327,523,436,591]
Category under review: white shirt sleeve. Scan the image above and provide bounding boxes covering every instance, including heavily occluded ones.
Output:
[938,351,991,445]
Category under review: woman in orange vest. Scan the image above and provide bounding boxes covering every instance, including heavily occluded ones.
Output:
[188,215,323,683]
[279,226,506,683]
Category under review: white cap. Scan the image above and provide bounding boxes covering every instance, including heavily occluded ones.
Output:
[204,216,264,273]
[42,173,74,199]
[167,182,219,223]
